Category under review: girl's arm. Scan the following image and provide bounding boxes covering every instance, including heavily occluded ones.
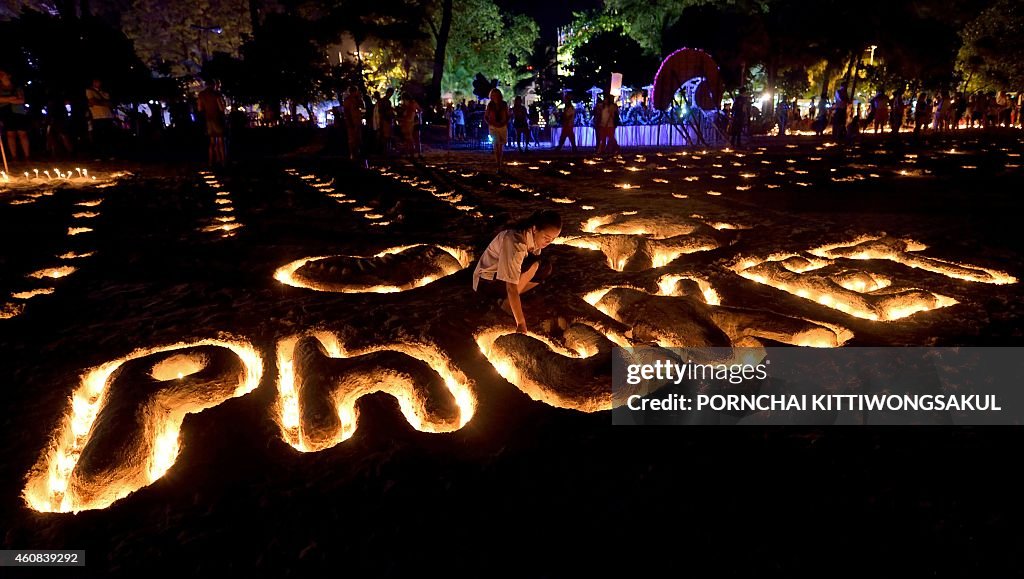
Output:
[505,281,527,333]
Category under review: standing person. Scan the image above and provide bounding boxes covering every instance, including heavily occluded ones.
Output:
[528,104,541,148]
[196,79,227,166]
[776,98,790,136]
[446,102,456,142]
[342,86,365,160]
[0,69,30,162]
[807,97,817,122]
[86,78,116,159]
[913,92,929,137]
[511,95,529,152]
[871,91,889,134]
[397,94,422,156]
[554,93,577,152]
[932,92,946,131]
[593,96,606,154]
[364,90,377,152]
[832,83,849,139]
[472,210,562,334]
[485,88,510,171]
[600,93,619,154]
[813,99,829,136]
[729,93,747,147]
[890,89,905,134]
[375,88,395,155]
[46,95,74,157]
[454,101,466,141]
[995,91,1011,126]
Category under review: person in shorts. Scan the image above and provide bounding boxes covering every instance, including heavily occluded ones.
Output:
[485,88,510,172]
[472,210,561,334]
[0,69,31,161]
[197,79,227,166]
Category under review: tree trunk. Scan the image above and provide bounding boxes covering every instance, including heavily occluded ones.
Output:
[355,40,367,94]
[849,55,862,103]
[428,0,454,106]
[249,0,261,37]
[819,63,833,102]
[842,51,857,85]
[765,58,777,118]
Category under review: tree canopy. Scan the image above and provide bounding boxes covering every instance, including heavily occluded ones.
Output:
[958,0,1024,90]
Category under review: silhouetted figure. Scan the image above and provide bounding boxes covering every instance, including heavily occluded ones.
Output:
[197,79,227,166]
[554,93,577,152]
[0,69,30,161]
[342,86,365,160]
[832,83,849,140]
[86,78,116,159]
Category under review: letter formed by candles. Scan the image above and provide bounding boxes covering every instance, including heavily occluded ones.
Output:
[23,339,264,513]
[274,332,476,452]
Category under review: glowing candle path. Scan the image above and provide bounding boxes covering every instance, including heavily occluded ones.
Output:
[198,172,243,238]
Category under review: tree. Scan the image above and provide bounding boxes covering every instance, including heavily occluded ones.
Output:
[121,0,251,77]
[602,0,692,56]
[428,0,453,104]
[318,0,431,96]
[235,12,331,113]
[563,25,660,98]
[435,0,538,99]
[958,0,1024,90]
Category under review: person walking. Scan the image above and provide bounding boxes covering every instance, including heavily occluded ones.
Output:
[511,95,529,152]
[485,88,510,172]
[554,93,577,152]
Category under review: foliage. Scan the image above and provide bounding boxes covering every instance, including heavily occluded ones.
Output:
[957,0,1024,90]
[557,10,632,59]
[563,26,660,97]
[604,0,771,57]
[435,0,538,98]
[234,13,332,105]
[121,0,252,77]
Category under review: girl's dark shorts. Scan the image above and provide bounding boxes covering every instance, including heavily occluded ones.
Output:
[475,253,552,300]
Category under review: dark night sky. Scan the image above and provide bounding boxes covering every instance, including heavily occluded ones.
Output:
[495,0,603,37]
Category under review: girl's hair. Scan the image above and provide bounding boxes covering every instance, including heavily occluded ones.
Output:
[509,210,561,233]
[489,88,502,101]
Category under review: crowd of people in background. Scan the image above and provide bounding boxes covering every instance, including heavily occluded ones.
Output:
[0,68,259,166]
[3,64,1022,168]
[755,87,1022,141]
